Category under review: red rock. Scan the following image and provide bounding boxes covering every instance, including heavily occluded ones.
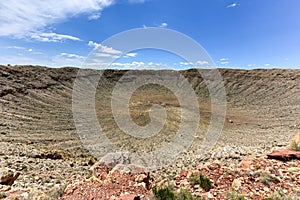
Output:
[267,150,300,161]
[238,158,253,169]
[179,170,188,177]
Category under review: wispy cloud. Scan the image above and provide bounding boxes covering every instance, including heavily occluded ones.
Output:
[88,41,122,55]
[0,0,115,38]
[196,60,209,66]
[227,3,239,8]
[31,33,81,42]
[88,13,101,20]
[6,46,43,54]
[124,53,138,58]
[179,62,193,66]
[219,58,229,65]
[60,53,86,60]
[6,46,26,50]
[111,61,167,69]
[52,52,86,67]
[0,55,46,66]
[88,41,138,59]
[179,61,209,67]
[220,58,228,61]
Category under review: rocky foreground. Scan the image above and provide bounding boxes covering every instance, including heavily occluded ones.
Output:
[0,133,299,199]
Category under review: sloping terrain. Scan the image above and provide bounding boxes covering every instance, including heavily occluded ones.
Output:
[0,65,299,197]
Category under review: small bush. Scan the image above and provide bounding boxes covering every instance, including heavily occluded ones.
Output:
[152,187,202,200]
[227,191,245,200]
[188,173,213,192]
[153,186,175,200]
[266,188,290,200]
[260,173,280,186]
[177,189,202,200]
[0,193,7,199]
[289,141,300,151]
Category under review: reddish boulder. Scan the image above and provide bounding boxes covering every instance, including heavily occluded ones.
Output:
[238,158,253,169]
[267,150,300,161]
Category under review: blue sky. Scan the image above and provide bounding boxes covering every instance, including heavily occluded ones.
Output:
[0,0,300,69]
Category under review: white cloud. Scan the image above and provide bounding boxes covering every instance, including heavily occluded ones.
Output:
[160,22,168,28]
[111,61,167,69]
[60,52,86,60]
[179,62,193,66]
[88,41,102,49]
[195,60,209,66]
[88,13,101,20]
[31,32,81,42]
[220,61,229,65]
[88,41,122,55]
[227,3,239,8]
[6,46,43,54]
[95,53,120,59]
[6,46,26,50]
[124,53,138,58]
[52,52,86,67]
[0,0,115,37]
[265,63,270,67]
[219,58,229,65]
[88,41,137,59]
[220,58,228,61]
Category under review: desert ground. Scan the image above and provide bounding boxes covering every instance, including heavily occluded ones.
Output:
[0,65,299,199]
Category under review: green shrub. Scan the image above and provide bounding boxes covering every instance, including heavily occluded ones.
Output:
[153,186,175,200]
[266,188,285,200]
[0,193,7,199]
[177,189,202,200]
[227,191,245,200]
[152,187,202,200]
[259,173,280,186]
[188,173,213,192]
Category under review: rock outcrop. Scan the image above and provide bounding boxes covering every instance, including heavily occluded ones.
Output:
[61,162,152,200]
[267,149,300,161]
[0,168,20,186]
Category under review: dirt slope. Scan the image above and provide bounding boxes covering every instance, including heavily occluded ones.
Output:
[0,65,299,194]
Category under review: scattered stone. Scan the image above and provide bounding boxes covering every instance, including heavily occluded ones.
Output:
[231,178,243,190]
[238,157,253,169]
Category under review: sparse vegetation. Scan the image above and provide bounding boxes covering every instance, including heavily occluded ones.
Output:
[46,184,67,199]
[153,186,175,200]
[259,173,280,185]
[265,188,298,200]
[0,193,7,199]
[152,186,202,200]
[289,141,300,151]
[188,173,213,192]
[227,191,245,200]
[177,189,202,200]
